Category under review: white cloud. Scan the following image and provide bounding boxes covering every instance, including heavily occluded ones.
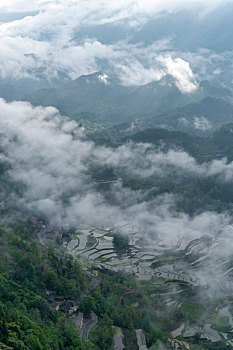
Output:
[0,0,230,86]
[0,97,231,227]
[98,73,110,85]
[1,0,231,16]
[178,116,190,127]
[194,116,212,131]
[1,97,233,295]
[0,18,199,92]
[0,0,42,12]
[116,61,165,86]
[1,98,232,205]
[157,56,199,93]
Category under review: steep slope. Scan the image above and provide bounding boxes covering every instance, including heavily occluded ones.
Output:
[24,73,227,125]
[129,97,233,136]
[121,123,233,163]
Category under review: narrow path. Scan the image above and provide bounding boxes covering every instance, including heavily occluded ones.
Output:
[113,327,124,350]
[88,277,101,292]
[81,311,98,343]
[136,329,148,350]
[38,231,45,246]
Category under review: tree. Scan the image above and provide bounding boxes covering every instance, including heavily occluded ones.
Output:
[79,296,96,318]
[89,313,114,350]
[82,340,94,350]
[0,305,8,344]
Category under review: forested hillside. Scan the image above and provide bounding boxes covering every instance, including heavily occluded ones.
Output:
[1,1,233,349]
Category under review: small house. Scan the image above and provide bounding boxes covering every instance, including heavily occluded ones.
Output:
[61,301,78,314]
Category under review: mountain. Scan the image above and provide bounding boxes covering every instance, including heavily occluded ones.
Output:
[89,96,233,146]
[71,4,233,52]
[24,72,128,123]
[70,3,233,55]
[24,72,231,126]
[0,78,56,101]
[3,2,233,349]
[139,96,233,135]
[127,3,233,52]
[120,122,233,164]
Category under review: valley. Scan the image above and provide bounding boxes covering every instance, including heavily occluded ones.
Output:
[1,1,233,349]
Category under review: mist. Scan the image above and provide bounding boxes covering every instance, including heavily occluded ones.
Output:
[1,2,233,349]
[0,0,233,91]
[0,98,230,236]
[1,97,233,302]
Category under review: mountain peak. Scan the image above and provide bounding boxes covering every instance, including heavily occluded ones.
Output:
[64,71,114,89]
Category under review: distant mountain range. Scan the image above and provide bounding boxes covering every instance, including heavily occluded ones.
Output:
[78,3,233,52]
[132,96,233,135]
[121,122,233,162]
[127,3,233,52]
[23,72,233,135]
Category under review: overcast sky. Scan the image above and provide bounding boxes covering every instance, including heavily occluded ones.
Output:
[1,0,231,14]
[0,0,232,88]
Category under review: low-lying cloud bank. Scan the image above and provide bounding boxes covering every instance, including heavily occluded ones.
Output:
[1,98,233,295]
[0,98,231,236]
[1,0,229,92]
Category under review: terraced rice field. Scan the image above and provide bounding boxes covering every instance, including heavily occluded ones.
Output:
[62,224,233,347]
[64,226,203,286]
